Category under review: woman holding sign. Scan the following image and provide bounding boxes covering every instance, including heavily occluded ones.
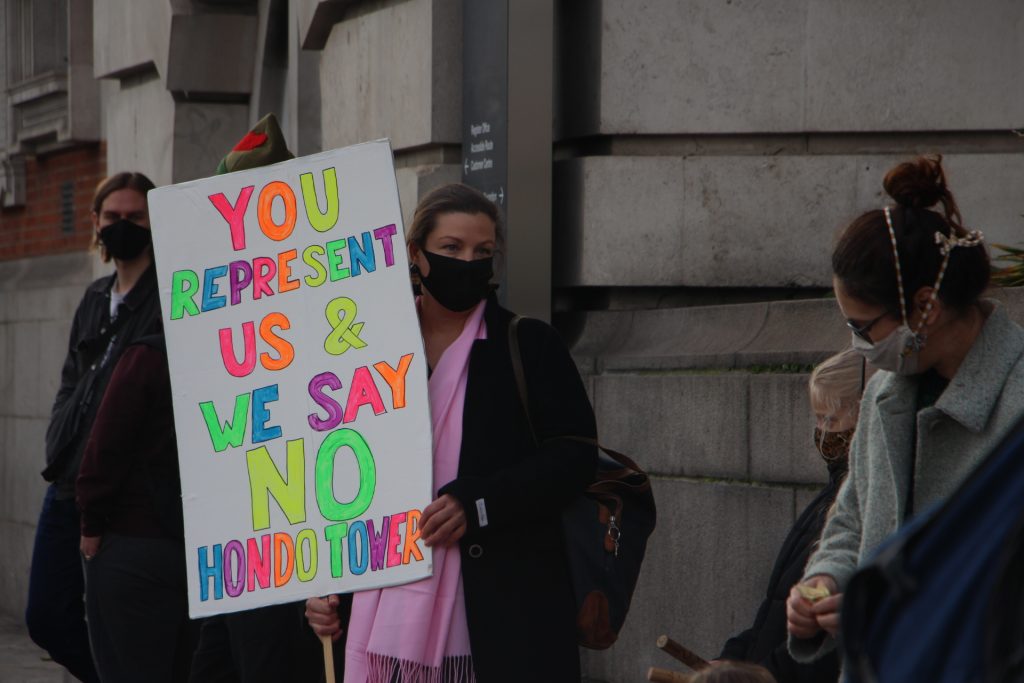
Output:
[307,183,598,682]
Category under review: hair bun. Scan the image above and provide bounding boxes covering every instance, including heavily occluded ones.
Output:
[883,155,948,209]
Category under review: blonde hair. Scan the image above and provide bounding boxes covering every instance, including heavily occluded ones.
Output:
[809,348,864,418]
[682,662,776,683]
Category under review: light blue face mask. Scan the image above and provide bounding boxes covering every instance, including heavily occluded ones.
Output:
[850,323,922,375]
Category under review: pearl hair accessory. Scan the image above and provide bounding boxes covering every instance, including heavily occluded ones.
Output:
[934,228,985,256]
[882,207,985,358]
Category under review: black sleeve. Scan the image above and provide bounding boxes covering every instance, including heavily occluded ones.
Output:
[764,639,840,683]
[719,629,754,661]
[49,300,86,420]
[438,319,598,531]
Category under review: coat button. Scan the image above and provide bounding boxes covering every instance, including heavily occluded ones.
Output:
[468,544,483,559]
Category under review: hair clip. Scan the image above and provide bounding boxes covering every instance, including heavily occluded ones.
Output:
[934,229,984,256]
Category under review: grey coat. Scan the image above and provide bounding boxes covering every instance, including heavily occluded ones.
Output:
[790,301,1024,662]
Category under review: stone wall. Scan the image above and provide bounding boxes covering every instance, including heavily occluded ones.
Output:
[554,0,1024,291]
[0,252,99,618]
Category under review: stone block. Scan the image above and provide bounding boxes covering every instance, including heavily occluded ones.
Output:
[556,153,1024,288]
[319,0,461,152]
[581,478,796,680]
[804,1,1024,131]
[93,0,172,79]
[749,374,828,486]
[38,319,71,416]
[172,103,250,182]
[394,163,462,235]
[297,0,347,51]
[0,520,36,618]
[569,299,850,372]
[594,374,749,479]
[553,156,685,287]
[106,73,176,186]
[0,328,11,416]
[586,0,808,136]
[795,486,823,519]
[680,155,850,288]
[3,418,48,526]
[11,323,41,420]
[564,0,1024,137]
[0,253,95,305]
[165,14,257,96]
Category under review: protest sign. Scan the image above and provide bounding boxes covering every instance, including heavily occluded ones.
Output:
[149,140,433,617]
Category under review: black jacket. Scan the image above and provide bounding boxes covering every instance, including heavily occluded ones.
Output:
[718,467,844,683]
[44,264,162,497]
[437,296,598,681]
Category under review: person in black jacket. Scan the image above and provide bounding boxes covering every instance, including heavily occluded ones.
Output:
[25,171,161,683]
[717,349,864,682]
[306,183,598,682]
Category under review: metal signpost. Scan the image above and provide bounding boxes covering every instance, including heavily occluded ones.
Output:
[462,0,552,322]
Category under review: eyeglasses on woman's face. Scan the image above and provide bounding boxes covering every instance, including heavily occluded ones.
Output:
[845,312,888,344]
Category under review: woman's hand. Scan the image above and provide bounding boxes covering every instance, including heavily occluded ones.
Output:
[305,595,344,641]
[80,535,101,561]
[787,574,839,639]
[812,591,844,637]
[420,494,467,548]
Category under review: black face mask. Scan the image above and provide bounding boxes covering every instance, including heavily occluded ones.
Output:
[419,251,494,312]
[814,427,854,478]
[99,219,152,261]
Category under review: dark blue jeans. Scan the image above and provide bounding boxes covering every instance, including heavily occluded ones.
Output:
[25,484,100,683]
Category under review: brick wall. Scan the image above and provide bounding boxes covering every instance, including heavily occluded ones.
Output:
[0,143,106,261]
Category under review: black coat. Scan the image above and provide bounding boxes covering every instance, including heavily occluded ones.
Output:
[44,264,162,497]
[719,467,844,683]
[437,296,598,682]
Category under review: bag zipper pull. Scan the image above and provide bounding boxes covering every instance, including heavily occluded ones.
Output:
[608,515,621,557]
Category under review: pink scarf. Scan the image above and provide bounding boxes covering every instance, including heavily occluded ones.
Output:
[345,300,487,683]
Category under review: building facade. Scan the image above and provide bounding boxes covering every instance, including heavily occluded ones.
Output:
[1,1,1023,679]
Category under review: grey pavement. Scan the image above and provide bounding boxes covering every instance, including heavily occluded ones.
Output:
[0,612,69,683]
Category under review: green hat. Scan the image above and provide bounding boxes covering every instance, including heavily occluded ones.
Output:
[216,113,294,174]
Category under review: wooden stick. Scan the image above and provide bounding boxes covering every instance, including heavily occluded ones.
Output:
[322,633,335,683]
[648,666,692,683]
[656,635,710,671]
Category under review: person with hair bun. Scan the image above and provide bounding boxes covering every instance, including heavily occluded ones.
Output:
[786,155,1024,663]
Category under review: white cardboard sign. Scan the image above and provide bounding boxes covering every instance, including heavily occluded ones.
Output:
[149,140,433,617]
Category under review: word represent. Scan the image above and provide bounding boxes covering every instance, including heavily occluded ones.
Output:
[170,225,398,321]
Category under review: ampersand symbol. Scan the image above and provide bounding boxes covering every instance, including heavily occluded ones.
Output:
[324,296,367,355]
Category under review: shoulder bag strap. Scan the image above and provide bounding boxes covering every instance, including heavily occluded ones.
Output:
[507,316,648,484]
[507,315,538,447]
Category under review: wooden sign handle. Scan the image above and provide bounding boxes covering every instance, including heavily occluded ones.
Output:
[322,633,336,683]
[648,666,692,683]
[656,635,710,671]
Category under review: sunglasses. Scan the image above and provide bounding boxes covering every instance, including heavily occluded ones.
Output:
[846,312,887,343]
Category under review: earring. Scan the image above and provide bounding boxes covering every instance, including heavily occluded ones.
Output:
[409,263,421,276]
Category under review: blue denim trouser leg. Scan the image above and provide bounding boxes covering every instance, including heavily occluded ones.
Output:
[25,484,100,683]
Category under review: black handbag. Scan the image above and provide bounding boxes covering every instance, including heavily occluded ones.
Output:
[508,316,657,649]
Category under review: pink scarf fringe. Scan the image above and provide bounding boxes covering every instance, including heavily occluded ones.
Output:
[366,653,476,683]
